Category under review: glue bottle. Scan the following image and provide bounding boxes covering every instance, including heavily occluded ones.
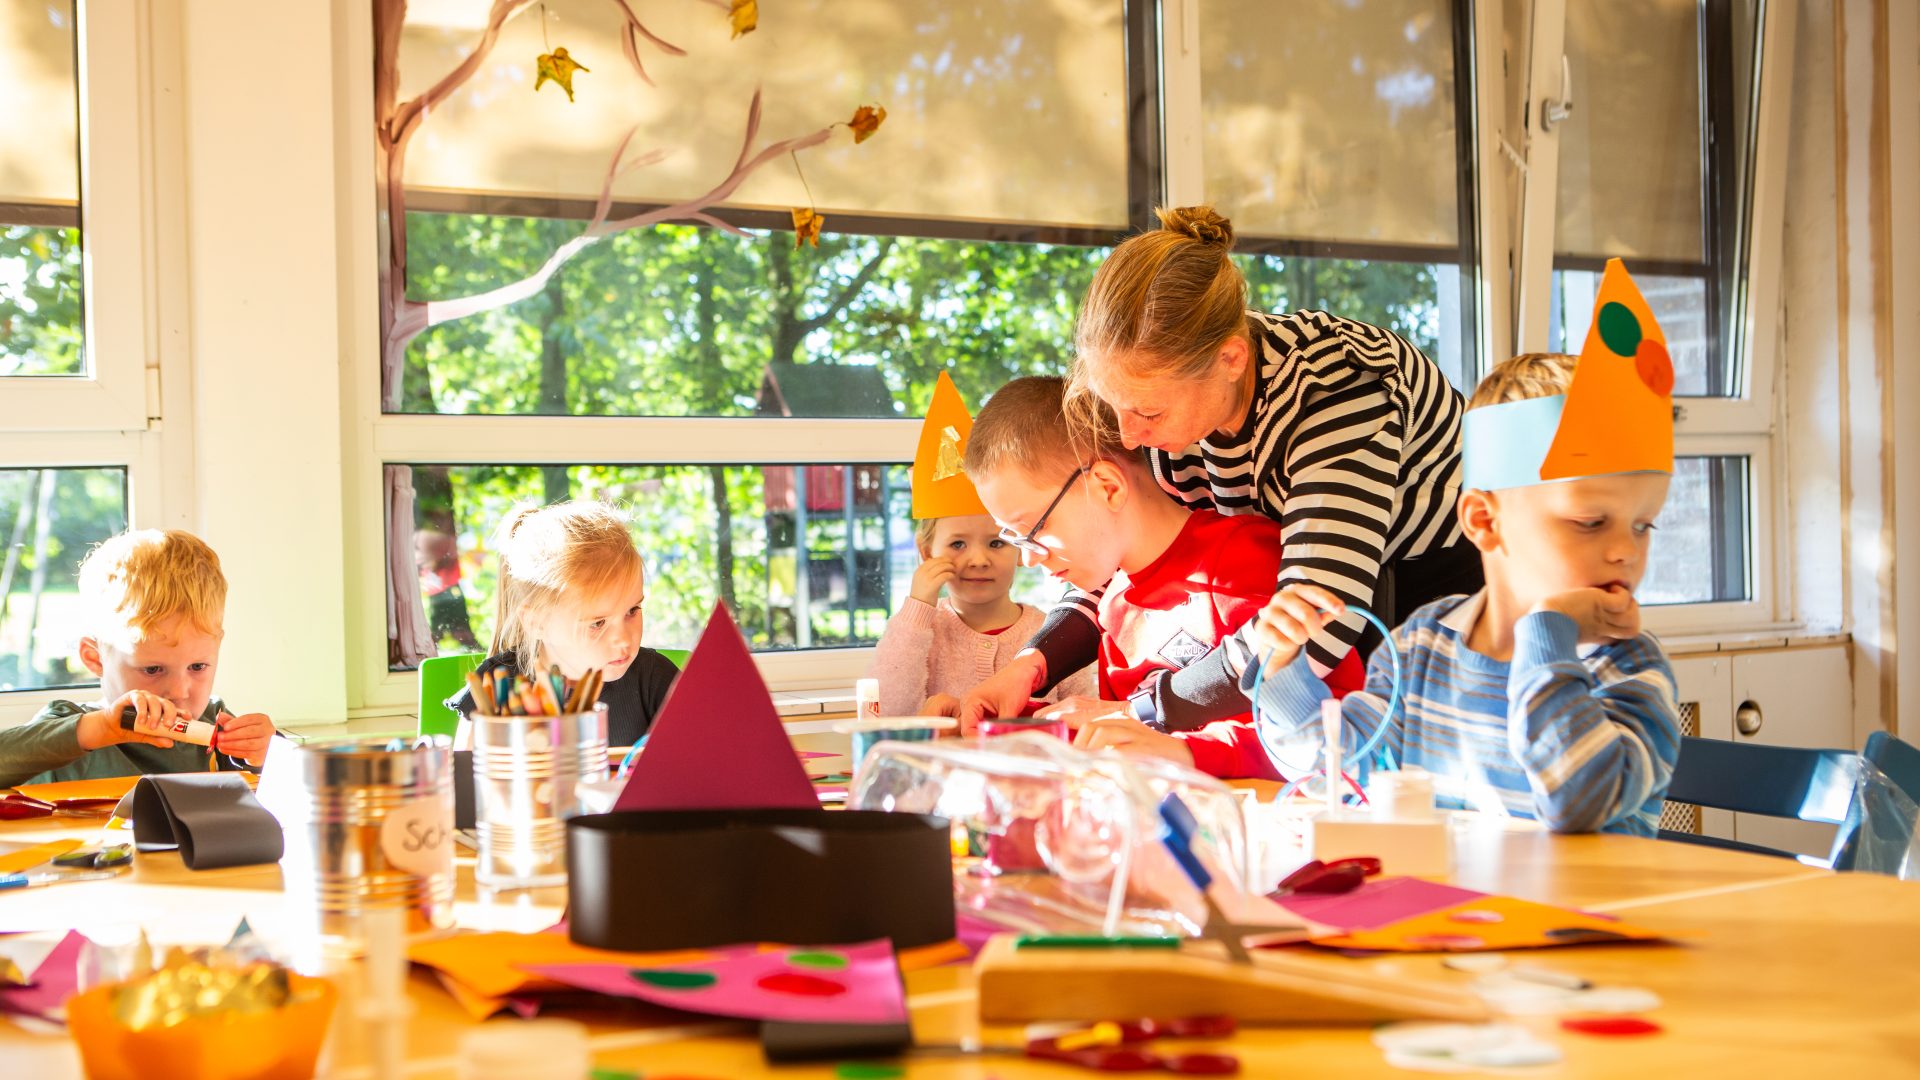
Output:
[855,678,882,723]
[119,704,216,746]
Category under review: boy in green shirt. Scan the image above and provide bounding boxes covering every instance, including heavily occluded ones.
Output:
[0,529,276,787]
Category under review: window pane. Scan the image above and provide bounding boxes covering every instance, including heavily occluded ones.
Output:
[1549,268,1713,397]
[401,462,1064,666]
[1,0,83,378]
[0,467,129,691]
[395,0,1127,228]
[1238,254,1468,390]
[1640,456,1749,606]
[1200,0,1461,248]
[1555,0,1704,263]
[398,220,1103,417]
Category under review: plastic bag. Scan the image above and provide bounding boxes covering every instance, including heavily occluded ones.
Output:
[1836,758,1920,880]
[849,733,1252,937]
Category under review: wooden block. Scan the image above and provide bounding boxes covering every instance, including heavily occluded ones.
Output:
[973,934,1489,1025]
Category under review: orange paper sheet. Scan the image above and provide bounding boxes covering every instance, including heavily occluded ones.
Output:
[10,776,142,805]
[0,839,83,874]
[910,371,989,519]
[1309,894,1667,953]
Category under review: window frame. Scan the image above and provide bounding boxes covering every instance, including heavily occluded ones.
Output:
[0,0,187,725]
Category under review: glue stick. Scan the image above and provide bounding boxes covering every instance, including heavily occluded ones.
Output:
[1321,698,1343,813]
[119,704,215,747]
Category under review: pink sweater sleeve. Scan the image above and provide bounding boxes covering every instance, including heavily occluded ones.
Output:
[867,598,938,716]
[1178,719,1284,780]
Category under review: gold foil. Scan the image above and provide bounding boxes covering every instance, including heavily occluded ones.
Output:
[933,425,966,482]
[0,957,24,988]
[109,950,295,1032]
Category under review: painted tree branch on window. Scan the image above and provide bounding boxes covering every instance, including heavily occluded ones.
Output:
[373,0,864,410]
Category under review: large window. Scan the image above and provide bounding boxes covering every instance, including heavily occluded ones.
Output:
[1519,0,1774,620]
[372,0,1480,682]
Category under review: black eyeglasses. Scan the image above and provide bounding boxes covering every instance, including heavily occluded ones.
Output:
[998,466,1089,557]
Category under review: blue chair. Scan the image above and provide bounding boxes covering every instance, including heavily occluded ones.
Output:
[1659,736,1857,860]
[1831,732,1920,873]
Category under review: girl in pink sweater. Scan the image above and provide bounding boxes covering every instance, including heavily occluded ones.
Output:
[868,514,1095,717]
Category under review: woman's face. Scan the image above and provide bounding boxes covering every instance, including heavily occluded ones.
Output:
[1090,336,1252,454]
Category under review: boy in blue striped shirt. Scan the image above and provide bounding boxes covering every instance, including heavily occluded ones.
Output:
[1239,351,1680,835]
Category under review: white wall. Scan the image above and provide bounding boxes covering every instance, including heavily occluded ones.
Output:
[1780,0,1920,746]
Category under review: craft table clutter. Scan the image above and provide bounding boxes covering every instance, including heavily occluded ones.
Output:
[2,603,1918,1077]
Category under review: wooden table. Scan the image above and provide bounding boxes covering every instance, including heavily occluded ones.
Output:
[4,811,1917,1077]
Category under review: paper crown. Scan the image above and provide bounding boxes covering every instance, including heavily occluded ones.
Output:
[1462,258,1675,491]
[910,372,989,519]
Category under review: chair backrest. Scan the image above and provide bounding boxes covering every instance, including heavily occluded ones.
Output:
[655,648,690,669]
[1667,736,1857,825]
[417,652,486,738]
[1830,731,1920,873]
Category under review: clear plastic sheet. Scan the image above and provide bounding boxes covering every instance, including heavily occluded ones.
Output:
[1837,758,1920,880]
[849,733,1252,937]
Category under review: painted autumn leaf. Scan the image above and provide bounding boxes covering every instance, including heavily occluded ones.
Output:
[848,104,887,143]
[535,46,589,102]
[791,207,823,248]
[729,0,758,39]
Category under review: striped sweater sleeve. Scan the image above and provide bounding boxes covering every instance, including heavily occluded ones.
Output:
[1270,378,1401,676]
[1506,613,1681,835]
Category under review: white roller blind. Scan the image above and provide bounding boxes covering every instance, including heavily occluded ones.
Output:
[1555,0,1705,263]
[397,0,1128,228]
[0,0,79,210]
[1198,0,1461,248]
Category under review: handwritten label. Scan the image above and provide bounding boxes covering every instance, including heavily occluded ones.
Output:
[380,798,453,878]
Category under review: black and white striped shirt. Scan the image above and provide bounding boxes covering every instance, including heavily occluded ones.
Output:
[1044,310,1466,683]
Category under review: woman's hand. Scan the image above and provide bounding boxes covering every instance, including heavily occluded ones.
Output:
[1245,583,1348,676]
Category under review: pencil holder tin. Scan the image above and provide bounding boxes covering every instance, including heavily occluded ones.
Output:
[472,704,609,890]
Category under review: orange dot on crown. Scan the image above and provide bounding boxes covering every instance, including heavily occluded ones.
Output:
[1634,339,1674,397]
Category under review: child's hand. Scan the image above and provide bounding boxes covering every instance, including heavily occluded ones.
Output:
[1533,585,1642,645]
[1073,717,1195,767]
[908,556,958,606]
[215,712,277,766]
[957,652,1047,735]
[1032,695,1131,732]
[918,693,961,719]
[1246,583,1348,675]
[76,690,180,751]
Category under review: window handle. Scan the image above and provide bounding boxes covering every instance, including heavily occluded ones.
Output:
[1542,55,1575,131]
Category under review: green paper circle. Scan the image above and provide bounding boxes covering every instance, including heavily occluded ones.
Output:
[1596,302,1643,357]
[631,968,718,990]
[787,950,850,970]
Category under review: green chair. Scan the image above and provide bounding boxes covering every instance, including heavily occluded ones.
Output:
[417,652,486,738]
[656,647,690,670]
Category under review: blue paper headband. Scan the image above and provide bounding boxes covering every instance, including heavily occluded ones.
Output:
[1461,395,1567,491]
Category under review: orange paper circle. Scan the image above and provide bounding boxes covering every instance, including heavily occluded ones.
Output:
[1634,339,1674,397]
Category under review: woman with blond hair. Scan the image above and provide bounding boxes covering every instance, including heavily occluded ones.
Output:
[962,206,1479,735]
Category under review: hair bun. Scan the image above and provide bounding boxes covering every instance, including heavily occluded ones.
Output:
[1156,205,1234,249]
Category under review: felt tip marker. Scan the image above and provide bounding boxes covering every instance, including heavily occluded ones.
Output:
[120,705,215,747]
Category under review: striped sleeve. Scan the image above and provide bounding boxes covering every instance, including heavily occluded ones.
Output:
[1505,613,1681,836]
[1270,378,1401,675]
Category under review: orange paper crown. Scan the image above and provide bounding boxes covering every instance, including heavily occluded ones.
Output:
[1540,258,1676,481]
[911,372,989,519]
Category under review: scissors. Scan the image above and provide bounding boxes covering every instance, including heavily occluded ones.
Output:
[1273,856,1382,896]
[1157,794,1300,964]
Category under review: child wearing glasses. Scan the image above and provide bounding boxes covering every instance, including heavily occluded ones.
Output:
[959,375,1292,779]
[868,512,1096,718]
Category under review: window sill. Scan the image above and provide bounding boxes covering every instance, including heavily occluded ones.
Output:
[1660,628,1851,656]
